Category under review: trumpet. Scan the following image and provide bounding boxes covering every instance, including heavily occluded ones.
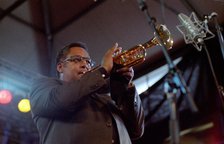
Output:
[113,24,173,67]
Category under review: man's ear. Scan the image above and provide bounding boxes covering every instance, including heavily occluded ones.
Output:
[57,63,63,73]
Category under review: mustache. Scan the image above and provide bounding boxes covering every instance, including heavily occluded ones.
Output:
[79,65,100,75]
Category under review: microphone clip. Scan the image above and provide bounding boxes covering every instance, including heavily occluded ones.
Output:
[204,12,218,23]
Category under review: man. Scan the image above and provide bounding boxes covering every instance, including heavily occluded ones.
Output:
[30,42,144,144]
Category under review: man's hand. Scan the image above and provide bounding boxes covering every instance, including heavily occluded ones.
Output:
[116,67,134,84]
[101,43,122,73]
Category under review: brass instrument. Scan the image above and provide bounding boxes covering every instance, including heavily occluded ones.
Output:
[113,24,174,67]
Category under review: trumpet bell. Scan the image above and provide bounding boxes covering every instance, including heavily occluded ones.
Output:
[113,24,173,67]
[154,24,173,49]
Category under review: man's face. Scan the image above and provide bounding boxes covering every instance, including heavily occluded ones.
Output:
[57,47,92,82]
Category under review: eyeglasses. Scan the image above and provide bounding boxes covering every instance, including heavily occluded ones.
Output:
[62,55,95,67]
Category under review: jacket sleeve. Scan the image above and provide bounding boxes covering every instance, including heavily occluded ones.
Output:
[30,68,108,118]
[110,75,145,140]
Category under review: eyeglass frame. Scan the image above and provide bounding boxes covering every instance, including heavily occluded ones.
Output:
[60,55,95,67]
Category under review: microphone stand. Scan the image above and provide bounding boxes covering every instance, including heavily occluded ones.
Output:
[207,13,224,111]
[213,14,224,103]
[203,13,224,138]
[213,14,224,62]
[212,14,224,136]
[136,1,198,144]
[164,74,180,144]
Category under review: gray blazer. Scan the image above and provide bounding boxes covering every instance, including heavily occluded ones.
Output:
[30,67,144,144]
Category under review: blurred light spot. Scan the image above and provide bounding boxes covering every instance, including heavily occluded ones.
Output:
[0,89,13,104]
[18,98,31,113]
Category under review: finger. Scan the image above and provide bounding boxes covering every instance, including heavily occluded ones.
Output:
[112,43,119,51]
[116,67,132,73]
[121,71,134,82]
[112,43,122,57]
[105,43,118,58]
[121,71,133,77]
[114,47,122,53]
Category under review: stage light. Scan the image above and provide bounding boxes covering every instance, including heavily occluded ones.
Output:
[0,89,13,104]
[18,98,31,113]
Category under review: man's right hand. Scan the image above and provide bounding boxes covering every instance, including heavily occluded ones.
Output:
[101,43,122,74]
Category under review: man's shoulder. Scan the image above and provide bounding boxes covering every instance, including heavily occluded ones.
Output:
[33,75,58,81]
[31,76,62,87]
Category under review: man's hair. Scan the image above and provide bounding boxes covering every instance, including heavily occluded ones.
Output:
[56,42,88,65]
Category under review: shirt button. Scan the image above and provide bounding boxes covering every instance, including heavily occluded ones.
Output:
[134,97,137,106]
[112,139,115,143]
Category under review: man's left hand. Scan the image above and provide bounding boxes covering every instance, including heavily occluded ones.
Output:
[115,67,134,84]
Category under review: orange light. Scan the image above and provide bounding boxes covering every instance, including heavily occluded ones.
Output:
[0,90,13,104]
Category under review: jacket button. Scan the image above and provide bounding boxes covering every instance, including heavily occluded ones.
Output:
[102,74,106,78]
[106,121,112,127]
[112,139,115,143]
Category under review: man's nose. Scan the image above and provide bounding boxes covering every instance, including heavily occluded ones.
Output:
[80,60,90,69]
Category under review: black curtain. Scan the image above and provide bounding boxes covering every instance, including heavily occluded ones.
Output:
[134,37,224,144]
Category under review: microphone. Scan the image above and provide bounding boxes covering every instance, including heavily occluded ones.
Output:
[176,12,215,51]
